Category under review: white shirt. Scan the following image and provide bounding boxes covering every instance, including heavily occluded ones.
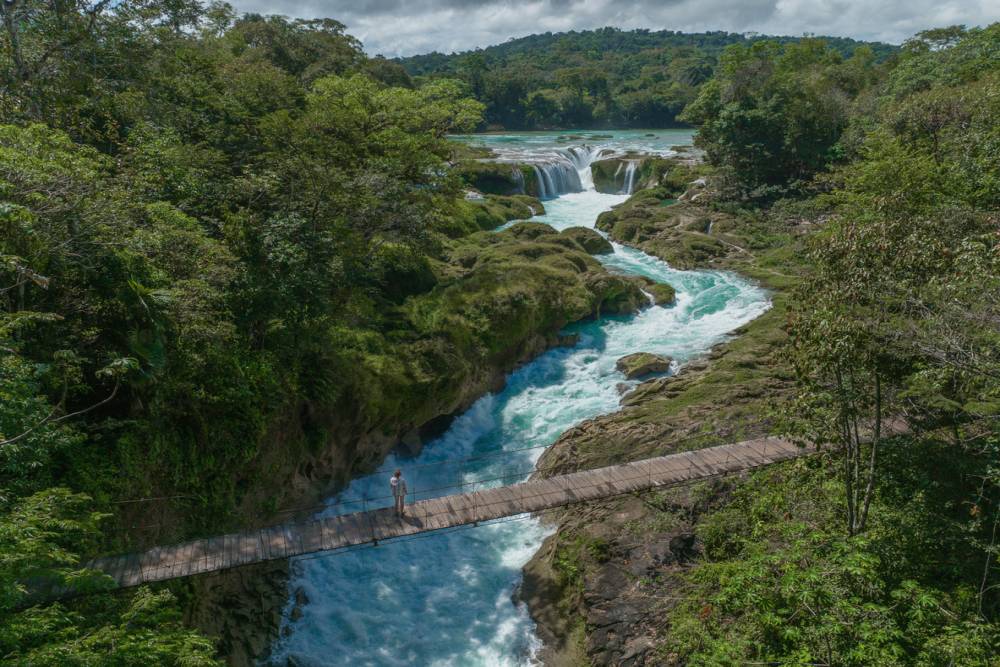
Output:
[391,476,407,497]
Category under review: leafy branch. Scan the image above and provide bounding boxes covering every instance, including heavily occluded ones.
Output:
[0,356,137,448]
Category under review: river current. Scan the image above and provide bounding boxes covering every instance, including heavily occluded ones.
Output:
[267,130,770,666]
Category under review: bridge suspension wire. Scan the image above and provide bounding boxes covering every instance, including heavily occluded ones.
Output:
[152,459,783,596]
[269,420,772,515]
[105,420,776,537]
[27,446,800,604]
[76,436,805,593]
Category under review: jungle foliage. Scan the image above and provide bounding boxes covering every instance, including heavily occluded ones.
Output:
[0,1,495,662]
[665,24,1000,664]
[398,27,895,130]
[2,2,998,662]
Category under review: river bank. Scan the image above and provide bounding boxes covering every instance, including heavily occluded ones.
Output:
[175,194,661,664]
[518,183,814,665]
[262,132,772,666]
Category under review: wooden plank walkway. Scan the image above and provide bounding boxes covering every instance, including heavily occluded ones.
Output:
[87,437,808,588]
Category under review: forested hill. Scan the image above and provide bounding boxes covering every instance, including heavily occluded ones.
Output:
[0,3,665,662]
[398,27,897,129]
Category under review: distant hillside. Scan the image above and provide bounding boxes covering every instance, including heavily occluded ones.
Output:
[399,27,897,129]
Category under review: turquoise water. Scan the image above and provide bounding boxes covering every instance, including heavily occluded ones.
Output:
[266,135,768,666]
[451,128,696,157]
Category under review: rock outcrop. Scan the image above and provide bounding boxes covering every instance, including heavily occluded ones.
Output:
[185,216,649,665]
[595,189,736,270]
[616,352,672,379]
[633,276,676,306]
[561,226,614,254]
[456,160,536,196]
[591,157,636,194]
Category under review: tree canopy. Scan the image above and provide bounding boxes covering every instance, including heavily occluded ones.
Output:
[667,24,1000,664]
[398,27,895,130]
[0,1,485,662]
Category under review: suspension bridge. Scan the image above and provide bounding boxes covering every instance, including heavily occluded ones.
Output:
[87,436,808,589]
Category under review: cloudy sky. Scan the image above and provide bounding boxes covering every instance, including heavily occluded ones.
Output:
[229,0,1000,57]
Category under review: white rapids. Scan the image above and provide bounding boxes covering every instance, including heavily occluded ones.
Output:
[266,130,769,667]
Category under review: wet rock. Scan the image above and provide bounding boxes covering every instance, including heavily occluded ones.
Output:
[632,276,676,306]
[592,275,648,315]
[647,283,676,306]
[185,560,289,667]
[616,352,672,380]
[557,332,581,347]
[561,226,614,254]
[289,587,309,622]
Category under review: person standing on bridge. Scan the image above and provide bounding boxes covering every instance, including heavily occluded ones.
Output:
[391,469,408,516]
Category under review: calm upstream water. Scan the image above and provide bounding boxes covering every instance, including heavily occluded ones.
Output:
[266,130,769,666]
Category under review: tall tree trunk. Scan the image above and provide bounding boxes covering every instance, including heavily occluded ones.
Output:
[856,370,882,534]
[836,367,857,535]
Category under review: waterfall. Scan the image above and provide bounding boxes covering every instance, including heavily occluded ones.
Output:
[531,165,547,199]
[623,161,638,195]
[562,145,608,191]
[532,159,582,198]
[560,146,595,172]
[502,145,610,199]
[511,167,525,195]
[613,162,624,192]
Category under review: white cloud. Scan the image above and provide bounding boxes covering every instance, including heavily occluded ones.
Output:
[229,0,1000,56]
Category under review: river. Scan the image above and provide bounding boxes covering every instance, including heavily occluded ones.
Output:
[266,130,770,666]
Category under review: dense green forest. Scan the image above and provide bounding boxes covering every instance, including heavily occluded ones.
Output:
[527,25,1000,665]
[671,24,1000,661]
[0,1,651,663]
[398,27,897,129]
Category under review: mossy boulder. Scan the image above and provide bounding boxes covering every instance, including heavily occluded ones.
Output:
[417,223,648,362]
[435,195,545,238]
[646,283,676,306]
[560,227,613,254]
[591,158,628,193]
[505,221,559,240]
[632,276,676,305]
[456,161,537,196]
[483,194,545,220]
[594,184,744,270]
[591,157,687,194]
[585,273,647,315]
[596,214,658,244]
[615,352,672,379]
[455,161,520,195]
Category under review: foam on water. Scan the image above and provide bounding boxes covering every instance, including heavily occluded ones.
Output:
[451,128,697,158]
[266,135,769,666]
